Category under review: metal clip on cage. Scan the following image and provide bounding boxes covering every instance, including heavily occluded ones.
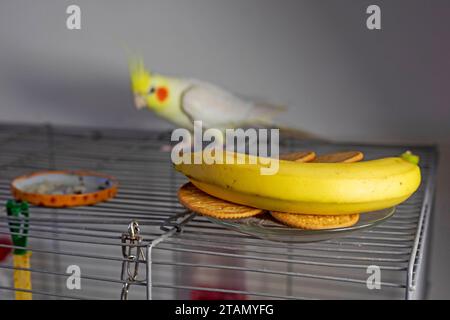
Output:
[120,221,145,300]
[120,212,195,299]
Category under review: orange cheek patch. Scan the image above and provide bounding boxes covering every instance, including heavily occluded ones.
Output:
[156,87,168,102]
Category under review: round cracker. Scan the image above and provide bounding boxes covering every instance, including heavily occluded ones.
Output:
[271,211,360,230]
[279,151,316,162]
[312,151,363,163]
[178,182,263,219]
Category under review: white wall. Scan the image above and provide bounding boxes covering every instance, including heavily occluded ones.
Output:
[0,0,449,298]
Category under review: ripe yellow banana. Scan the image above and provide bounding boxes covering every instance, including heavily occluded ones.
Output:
[174,152,421,215]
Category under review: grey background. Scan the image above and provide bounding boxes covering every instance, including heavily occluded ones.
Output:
[0,0,449,298]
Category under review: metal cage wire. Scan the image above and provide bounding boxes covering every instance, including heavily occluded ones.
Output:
[0,124,437,300]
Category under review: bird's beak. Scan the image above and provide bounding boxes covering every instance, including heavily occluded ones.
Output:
[134,95,147,110]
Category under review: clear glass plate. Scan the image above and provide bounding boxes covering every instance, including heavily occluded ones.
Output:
[206,207,396,243]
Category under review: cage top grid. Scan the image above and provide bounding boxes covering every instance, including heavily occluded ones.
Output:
[0,124,437,300]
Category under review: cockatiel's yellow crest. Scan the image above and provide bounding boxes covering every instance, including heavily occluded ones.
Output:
[129,58,151,95]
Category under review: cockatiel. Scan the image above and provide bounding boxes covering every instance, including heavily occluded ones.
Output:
[129,59,319,144]
[130,59,291,132]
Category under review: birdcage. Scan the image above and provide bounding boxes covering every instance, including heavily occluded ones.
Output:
[0,124,437,300]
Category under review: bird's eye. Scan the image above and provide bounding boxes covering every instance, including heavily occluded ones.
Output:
[149,86,156,94]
